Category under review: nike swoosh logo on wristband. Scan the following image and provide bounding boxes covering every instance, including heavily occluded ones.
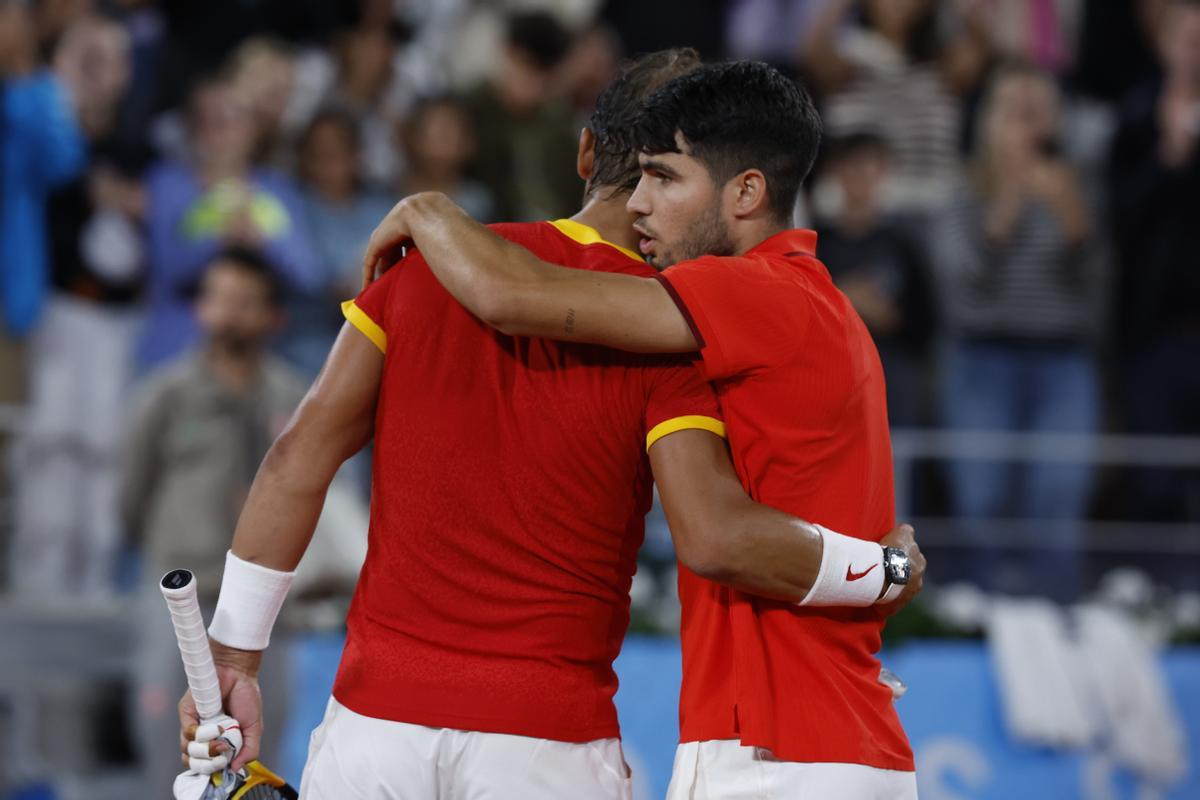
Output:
[846,563,878,582]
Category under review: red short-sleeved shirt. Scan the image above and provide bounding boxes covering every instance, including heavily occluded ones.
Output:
[334,220,724,743]
[657,229,914,770]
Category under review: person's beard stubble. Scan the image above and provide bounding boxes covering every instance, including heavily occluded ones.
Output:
[657,198,737,268]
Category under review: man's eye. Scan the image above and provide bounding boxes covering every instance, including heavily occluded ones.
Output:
[657,174,671,185]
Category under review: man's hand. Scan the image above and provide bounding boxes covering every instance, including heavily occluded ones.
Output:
[878,523,925,614]
[361,195,429,289]
[178,641,264,773]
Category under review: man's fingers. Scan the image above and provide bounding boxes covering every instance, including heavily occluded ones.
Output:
[194,721,233,742]
[189,753,229,774]
[361,252,377,290]
[231,728,260,772]
[178,693,199,725]
[188,740,229,759]
[181,738,228,758]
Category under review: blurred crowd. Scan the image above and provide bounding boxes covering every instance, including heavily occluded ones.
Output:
[0,0,1198,789]
[1,0,1199,609]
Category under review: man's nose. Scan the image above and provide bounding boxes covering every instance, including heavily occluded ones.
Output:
[626,177,650,217]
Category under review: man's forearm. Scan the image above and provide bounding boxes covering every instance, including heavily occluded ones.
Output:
[400,192,541,330]
[695,506,824,602]
[371,192,697,351]
[229,426,342,572]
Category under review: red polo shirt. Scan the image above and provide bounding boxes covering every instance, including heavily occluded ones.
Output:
[334,220,724,743]
[656,229,914,770]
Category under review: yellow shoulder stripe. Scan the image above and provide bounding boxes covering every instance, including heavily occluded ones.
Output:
[342,300,387,354]
[646,415,727,452]
[549,218,645,263]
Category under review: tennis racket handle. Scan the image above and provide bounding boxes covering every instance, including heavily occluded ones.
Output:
[161,569,224,723]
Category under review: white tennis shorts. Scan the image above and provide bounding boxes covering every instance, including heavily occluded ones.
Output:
[667,739,918,799]
[299,697,632,799]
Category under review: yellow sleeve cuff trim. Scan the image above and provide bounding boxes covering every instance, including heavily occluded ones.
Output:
[342,300,387,354]
[646,415,727,452]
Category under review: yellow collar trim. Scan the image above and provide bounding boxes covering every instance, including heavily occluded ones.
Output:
[549,219,645,263]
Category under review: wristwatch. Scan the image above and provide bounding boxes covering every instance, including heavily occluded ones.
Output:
[881,546,911,587]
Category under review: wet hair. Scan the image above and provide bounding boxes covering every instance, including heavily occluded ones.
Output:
[506,11,572,71]
[632,60,822,223]
[586,47,702,197]
[203,246,284,307]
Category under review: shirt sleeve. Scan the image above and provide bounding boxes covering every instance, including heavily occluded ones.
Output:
[341,258,407,354]
[655,256,809,382]
[643,357,726,453]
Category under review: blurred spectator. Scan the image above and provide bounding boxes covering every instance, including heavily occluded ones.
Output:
[299,1,466,185]
[814,132,937,427]
[1108,0,1200,520]
[32,0,94,56]
[930,62,1103,595]
[466,10,581,221]
[725,0,833,65]
[805,0,992,212]
[9,15,142,599]
[557,22,621,126]
[980,0,1084,78]
[0,0,86,398]
[225,36,298,169]
[324,23,412,188]
[138,76,318,370]
[109,0,167,150]
[121,248,300,792]
[153,0,342,115]
[286,108,392,378]
[398,95,494,222]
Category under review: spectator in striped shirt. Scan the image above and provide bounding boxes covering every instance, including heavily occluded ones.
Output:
[929,61,1103,599]
[804,0,992,214]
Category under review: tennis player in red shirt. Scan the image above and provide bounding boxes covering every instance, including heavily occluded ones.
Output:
[361,61,919,797]
[177,53,921,799]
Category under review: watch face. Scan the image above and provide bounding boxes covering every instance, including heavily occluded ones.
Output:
[884,548,911,584]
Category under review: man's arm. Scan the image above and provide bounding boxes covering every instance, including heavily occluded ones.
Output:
[180,323,382,770]
[227,324,381,571]
[650,429,924,608]
[363,192,696,353]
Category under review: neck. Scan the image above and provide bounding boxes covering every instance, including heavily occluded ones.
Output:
[569,189,641,253]
[205,343,261,393]
[733,216,789,256]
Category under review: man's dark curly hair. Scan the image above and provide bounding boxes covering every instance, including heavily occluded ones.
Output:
[632,61,822,223]
[585,48,702,198]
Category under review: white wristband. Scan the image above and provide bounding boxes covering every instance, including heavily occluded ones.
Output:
[798,525,887,607]
[208,551,295,651]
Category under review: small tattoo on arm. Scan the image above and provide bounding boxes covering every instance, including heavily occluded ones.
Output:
[565,308,576,334]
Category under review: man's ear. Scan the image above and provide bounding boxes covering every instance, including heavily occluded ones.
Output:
[729,168,771,219]
[577,128,596,182]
